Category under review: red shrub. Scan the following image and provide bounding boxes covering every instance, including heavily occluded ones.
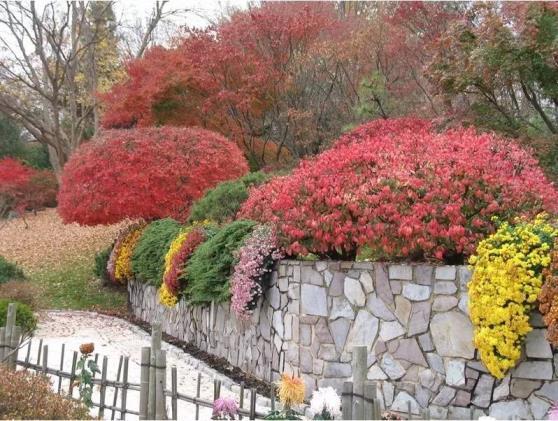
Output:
[58,127,248,225]
[0,158,57,215]
[240,118,558,262]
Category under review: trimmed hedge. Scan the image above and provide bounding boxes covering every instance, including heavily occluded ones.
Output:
[185,220,256,304]
[0,256,24,284]
[0,299,36,333]
[188,172,269,224]
[131,218,182,286]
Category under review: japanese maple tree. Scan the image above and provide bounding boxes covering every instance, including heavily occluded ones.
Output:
[57,127,248,225]
[240,118,558,263]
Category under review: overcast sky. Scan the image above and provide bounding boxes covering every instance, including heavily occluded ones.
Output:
[114,0,251,29]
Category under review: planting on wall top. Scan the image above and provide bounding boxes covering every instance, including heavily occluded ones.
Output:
[240,118,558,262]
[57,127,249,225]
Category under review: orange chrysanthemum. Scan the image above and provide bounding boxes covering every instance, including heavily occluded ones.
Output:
[277,373,305,409]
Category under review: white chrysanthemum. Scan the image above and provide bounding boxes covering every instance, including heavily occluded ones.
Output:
[310,387,341,419]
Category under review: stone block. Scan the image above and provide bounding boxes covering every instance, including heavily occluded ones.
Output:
[367,293,396,321]
[529,395,551,420]
[391,392,420,415]
[511,379,541,399]
[535,381,558,401]
[367,364,388,380]
[345,310,379,352]
[389,264,413,280]
[379,320,405,341]
[323,362,351,378]
[430,311,474,358]
[408,301,431,336]
[415,265,433,285]
[301,284,328,316]
[431,386,456,406]
[388,338,427,366]
[472,374,494,408]
[329,272,344,297]
[380,353,406,380]
[435,266,456,280]
[330,296,355,320]
[394,295,412,326]
[344,277,366,307]
[300,324,312,346]
[445,359,465,387]
[525,329,552,358]
[418,333,434,352]
[402,284,431,301]
[432,296,458,312]
[360,271,374,294]
[433,281,457,295]
[489,400,531,420]
[318,344,337,361]
[374,263,394,307]
[513,361,553,380]
[454,390,471,407]
[329,318,350,353]
[493,375,510,401]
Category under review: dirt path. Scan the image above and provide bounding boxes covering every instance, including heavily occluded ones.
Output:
[19,311,270,420]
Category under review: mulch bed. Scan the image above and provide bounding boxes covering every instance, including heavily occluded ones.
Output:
[97,309,273,398]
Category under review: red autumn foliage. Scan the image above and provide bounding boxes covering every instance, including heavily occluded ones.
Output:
[0,158,57,216]
[239,118,558,262]
[99,3,361,166]
[57,127,248,225]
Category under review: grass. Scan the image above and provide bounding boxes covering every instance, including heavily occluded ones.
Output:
[0,209,128,312]
[30,259,127,311]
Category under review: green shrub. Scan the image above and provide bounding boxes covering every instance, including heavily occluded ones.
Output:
[0,299,37,333]
[0,365,90,419]
[93,246,112,283]
[131,218,182,286]
[185,220,256,304]
[0,256,25,284]
[188,172,269,224]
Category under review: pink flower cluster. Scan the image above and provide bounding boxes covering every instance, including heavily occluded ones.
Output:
[230,225,284,320]
[212,397,239,420]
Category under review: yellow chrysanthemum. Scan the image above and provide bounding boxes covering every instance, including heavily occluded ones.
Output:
[277,374,305,409]
[158,283,178,308]
[468,213,557,378]
[114,227,144,282]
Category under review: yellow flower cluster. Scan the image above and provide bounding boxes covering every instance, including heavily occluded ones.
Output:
[163,229,190,279]
[158,283,178,308]
[469,214,557,378]
[114,226,145,283]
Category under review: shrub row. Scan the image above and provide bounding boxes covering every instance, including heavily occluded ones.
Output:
[103,174,283,318]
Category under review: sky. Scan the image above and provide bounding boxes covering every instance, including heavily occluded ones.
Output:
[114,0,251,30]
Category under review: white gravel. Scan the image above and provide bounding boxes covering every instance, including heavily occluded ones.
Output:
[17,311,270,420]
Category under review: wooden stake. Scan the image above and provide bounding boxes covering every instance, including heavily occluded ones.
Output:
[364,381,375,420]
[171,366,177,420]
[58,344,65,393]
[111,355,123,420]
[195,372,201,420]
[68,351,77,397]
[155,350,166,420]
[342,381,353,421]
[352,346,367,420]
[121,356,129,420]
[9,325,21,369]
[41,344,48,374]
[249,388,257,420]
[98,356,108,419]
[139,347,150,420]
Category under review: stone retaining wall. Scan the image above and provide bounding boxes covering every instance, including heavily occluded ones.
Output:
[128,261,558,420]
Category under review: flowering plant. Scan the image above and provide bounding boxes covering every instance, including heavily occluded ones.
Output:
[157,224,209,307]
[538,239,558,344]
[309,387,341,420]
[212,397,239,420]
[264,373,305,420]
[107,222,145,283]
[75,343,99,408]
[240,119,558,262]
[230,225,284,319]
[469,214,557,378]
[114,225,145,282]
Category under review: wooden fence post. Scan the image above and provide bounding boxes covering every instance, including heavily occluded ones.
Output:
[249,388,257,420]
[9,325,21,369]
[58,343,65,393]
[68,351,77,397]
[239,381,245,420]
[121,356,129,420]
[0,327,5,361]
[139,347,151,420]
[98,355,108,419]
[155,350,166,420]
[111,355,124,420]
[149,323,162,420]
[342,381,353,420]
[352,346,367,420]
[171,365,178,420]
[363,381,376,420]
[41,344,48,374]
[195,372,201,420]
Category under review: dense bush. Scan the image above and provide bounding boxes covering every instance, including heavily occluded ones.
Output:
[132,219,182,286]
[0,256,24,284]
[0,299,37,333]
[94,247,112,283]
[240,118,558,262]
[0,365,89,419]
[0,158,57,217]
[185,220,256,304]
[57,127,249,225]
[189,172,269,224]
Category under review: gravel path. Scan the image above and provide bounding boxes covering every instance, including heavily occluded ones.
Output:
[19,311,270,420]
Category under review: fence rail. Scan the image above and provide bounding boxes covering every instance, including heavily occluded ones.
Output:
[1,303,268,420]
